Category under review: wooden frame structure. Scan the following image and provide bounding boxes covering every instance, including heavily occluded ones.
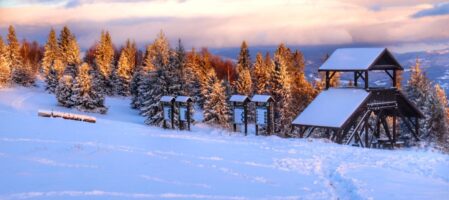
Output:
[160,96,175,129]
[251,95,274,136]
[230,95,250,135]
[293,48,423,148]
[175,96,193,131]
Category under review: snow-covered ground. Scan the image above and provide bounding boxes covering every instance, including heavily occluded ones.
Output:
[0,83,449,200]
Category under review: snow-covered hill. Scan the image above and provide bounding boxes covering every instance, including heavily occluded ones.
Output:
[0,84,449,200]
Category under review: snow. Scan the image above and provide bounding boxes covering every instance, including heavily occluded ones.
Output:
[320,48,385,71]
[160,96,175,102]
[1,83,449,200]
[175,96,192,103]
[229,95,249,103]
[292,88,370,128]
[251,95,273,103]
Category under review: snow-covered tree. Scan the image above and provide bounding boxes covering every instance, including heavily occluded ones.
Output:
[431,84,449,150]
[233,41,252,95]
[290,50,314,115]
[56,75,75,107]
[42,28,61,76]
[45,59,64,93]
[114,49,132,96]
[405,59,434,141]
[252,52,270,94]
[203,69,231,127]
[6,25,21,74]
[0,36,11,87]
[71,63,107,114]
[143,51,183,127]
[94,31,115,95]
[7,25,32,86]
[271,51,293,135]
[59,26,80,76]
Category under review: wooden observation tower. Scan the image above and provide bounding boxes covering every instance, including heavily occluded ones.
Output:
[292,48,423,148]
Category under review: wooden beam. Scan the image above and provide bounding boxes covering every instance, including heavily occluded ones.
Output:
[364,71,369,89]
[325,71,330,89]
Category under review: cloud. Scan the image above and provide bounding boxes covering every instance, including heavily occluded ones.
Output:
[412,2,449,18]
[1,0,449,53]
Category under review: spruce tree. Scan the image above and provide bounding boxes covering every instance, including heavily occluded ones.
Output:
[46,59,64,93]
[253,52,270,94]
[15,39,35,86]
[143,52,183,127]
[271,52,293,135]
[7,26,21,73]
[0,36,11,88]
[405,59,434,140]
[7,25,29,85]
[431,84,449,150]
[59,26,80,76]
[42,28,60,76]
[0,36,11,87]
[94,31,115,95]
[56,75,75,107]
[290,50,314,115]
[233,41,252,95]
[114,50,132,96]
[71,63,107,114]
[203,69,231,127]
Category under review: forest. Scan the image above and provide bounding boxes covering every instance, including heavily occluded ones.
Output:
[0,25,448,152]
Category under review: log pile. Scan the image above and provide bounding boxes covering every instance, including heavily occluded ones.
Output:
[38,110,96,123]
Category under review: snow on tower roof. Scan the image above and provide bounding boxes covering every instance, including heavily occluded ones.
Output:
[319,48,401,71]
[175,96,192,103]
[160,96,175,102]
[230,95,250,103]
[292,88,370,129]
[251,95,273,103]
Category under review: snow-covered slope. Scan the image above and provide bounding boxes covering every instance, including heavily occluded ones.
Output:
[0,84,449,200]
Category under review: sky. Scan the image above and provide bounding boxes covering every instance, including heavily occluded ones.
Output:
[1,0,449,53]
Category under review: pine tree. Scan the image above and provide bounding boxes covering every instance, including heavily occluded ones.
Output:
[46,59,64,93]
[405,59,434,140]
[7,25,21,73]
[15,39,35,86]
[0,36,11,87]
[203,69,231,127]
[55,75,75,107]
[71,63,107,114]
[114,49,132,96]
[7,25,32,85]
[233,41,252,95]
[432,84,449,150]
[271,52,293,135]
[143,51,183,127]
[59,26,80,76]
[290,50,314,115]
[253,52,270,94]
[42,28,60,76]
[94,31,115,95]
[183,48,200,97]
[234,67,252,95]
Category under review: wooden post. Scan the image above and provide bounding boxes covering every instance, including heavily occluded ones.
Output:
[233,102,237,132]
[162,103,167,129]
[244,103,248,136]
[325,71,330,89]
[393,115,397,142]
[171,103,175,129]
[267,103,272,135]
[393,70,397,88]
[364,71,369,89]
[354,71,358,87]
[364,114,369,148]
[187,103,191,131]
[178,103,183,130]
